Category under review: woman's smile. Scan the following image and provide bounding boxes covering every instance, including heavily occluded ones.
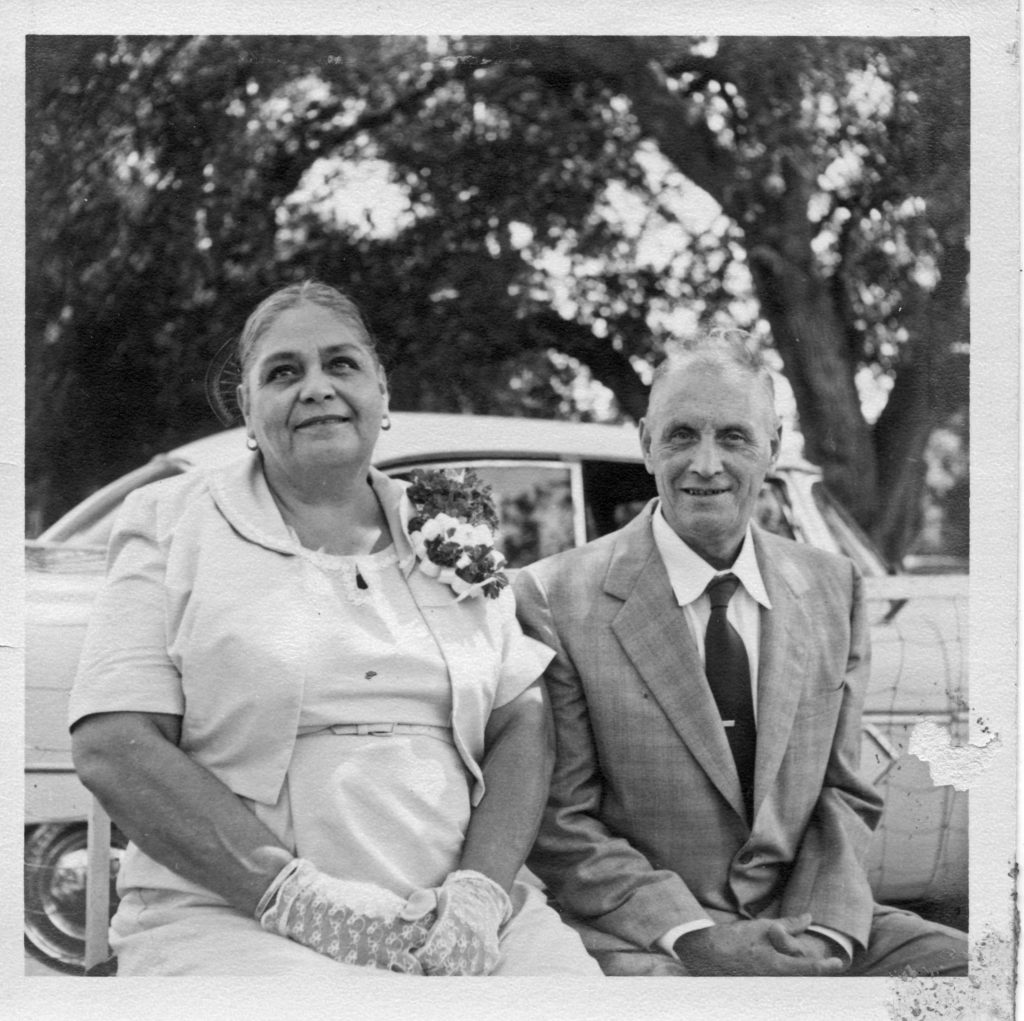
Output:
[295,414,352,430]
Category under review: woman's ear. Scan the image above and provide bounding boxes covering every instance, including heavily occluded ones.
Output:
[236,383,251,431]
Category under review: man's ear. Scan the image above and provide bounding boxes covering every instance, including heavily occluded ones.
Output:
[770,422,783,465]
[638,418,655,475]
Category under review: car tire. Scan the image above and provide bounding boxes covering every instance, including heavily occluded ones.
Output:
[24,822,126,974]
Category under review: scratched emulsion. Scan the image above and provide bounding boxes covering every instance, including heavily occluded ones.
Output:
[907,720,1000,792]
[886,926,1015,1019]
[891,721,1013,1016]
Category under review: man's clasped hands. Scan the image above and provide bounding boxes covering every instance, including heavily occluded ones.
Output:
[672,915,849,976]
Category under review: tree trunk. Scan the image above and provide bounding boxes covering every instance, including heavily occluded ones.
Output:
[537,37,883,528]
[738,146,879,527]
[747,244,879,524]
[871,238,969,561]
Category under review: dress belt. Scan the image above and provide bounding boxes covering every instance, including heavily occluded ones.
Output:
[315,722,453,742]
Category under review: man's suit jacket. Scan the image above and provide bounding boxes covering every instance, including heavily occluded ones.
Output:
[514,501,884,953]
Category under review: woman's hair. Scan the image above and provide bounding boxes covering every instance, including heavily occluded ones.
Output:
[236,281,384,377]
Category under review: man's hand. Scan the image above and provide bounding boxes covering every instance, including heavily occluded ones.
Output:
[673,914,848,976]
[766,925,851,973]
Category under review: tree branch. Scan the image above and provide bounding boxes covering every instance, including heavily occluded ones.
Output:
[504,37,734,210]
[263,58,479,202]
[523,310,649,422]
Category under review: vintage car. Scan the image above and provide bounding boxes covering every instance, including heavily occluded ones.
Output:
[25,412,968,971]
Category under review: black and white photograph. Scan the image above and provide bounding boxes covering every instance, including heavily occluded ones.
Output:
[4,3,1018,1019]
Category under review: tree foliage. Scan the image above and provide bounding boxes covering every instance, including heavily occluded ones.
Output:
[26,35,968,560]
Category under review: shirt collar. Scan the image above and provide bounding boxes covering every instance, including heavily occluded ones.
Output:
[651,502,772,610]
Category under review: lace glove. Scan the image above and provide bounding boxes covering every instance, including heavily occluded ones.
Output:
[413,869,514,976]
[256,859,437,973]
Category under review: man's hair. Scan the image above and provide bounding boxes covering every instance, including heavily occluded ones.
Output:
[648,327,779,427]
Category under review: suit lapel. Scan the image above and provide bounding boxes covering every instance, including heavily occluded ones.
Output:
[608,512,746,818]
[751,529,812,818]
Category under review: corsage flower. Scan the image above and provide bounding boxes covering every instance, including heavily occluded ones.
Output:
[406,468,509,600]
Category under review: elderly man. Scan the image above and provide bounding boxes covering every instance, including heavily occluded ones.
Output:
[515,331,968,977]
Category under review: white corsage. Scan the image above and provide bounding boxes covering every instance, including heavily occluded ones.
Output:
[406,469,509,600]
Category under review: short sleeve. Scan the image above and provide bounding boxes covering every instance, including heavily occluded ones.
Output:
[68,488,185,730]
[491,586,555,710]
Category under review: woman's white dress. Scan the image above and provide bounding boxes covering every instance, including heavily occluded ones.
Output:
[108,544,598,976]
[257,544,473,894]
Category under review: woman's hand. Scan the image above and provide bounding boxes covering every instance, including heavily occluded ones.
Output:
[414,870,512,976]
[257,859,437,973]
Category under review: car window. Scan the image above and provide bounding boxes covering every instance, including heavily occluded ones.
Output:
[755,480,797,540]
[386,460,577,569]
[811,480,893,575]
[581,460,656,539]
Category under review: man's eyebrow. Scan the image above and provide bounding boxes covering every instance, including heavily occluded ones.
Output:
[658,418,754,435]
[659,417,693,432]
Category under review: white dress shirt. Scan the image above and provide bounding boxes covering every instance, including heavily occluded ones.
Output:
[649,504,854,964]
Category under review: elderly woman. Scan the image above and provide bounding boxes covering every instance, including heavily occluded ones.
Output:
[68,281,600,977]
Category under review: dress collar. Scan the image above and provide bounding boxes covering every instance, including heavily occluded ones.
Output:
[205,453,416,576]
[650,501,772,610]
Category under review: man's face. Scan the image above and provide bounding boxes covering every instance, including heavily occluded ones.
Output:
[639,359,781,568]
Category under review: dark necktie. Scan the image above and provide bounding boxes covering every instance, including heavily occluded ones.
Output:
[704,574,756,823]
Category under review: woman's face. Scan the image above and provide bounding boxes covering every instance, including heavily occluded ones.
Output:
[237,303,388,487]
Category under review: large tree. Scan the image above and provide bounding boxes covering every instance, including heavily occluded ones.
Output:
[26,35,968,560]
